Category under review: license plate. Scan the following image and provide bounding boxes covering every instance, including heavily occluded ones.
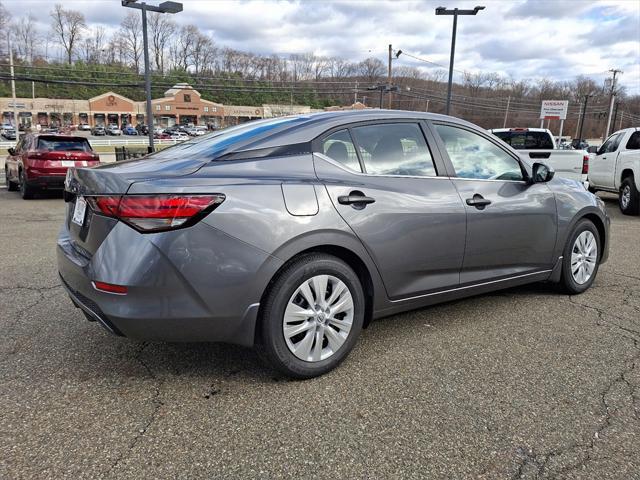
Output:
[62,160,75,167]
[72,197,87,226]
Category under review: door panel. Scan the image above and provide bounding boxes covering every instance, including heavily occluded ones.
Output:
[315,155,466,299]
[452,180,557,284]
[590,132,623,188]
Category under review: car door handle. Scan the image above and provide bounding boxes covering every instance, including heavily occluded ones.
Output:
[338,191,375,208]
[466,194,492,209]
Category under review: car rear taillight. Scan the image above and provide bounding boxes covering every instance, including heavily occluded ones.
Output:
[92,281,128,295]
[582,155,589,175]
[87,194,225,232]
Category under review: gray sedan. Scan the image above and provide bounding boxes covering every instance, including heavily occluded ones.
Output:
[58,111,609,378]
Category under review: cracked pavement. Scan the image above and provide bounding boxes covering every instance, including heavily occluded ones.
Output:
[1,188,639,479]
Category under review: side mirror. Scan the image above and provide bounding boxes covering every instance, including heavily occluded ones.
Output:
[586,146,598,154]
[531,162,555,183]
[7,148,15,156]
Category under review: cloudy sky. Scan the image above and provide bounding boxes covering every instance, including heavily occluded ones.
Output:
[10,0,640,94]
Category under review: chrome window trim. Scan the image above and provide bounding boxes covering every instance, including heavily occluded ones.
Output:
[313,152,449,180]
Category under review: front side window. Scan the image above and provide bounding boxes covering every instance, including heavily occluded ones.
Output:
[321,129,361,172]
[350,123,436,177]
[599,133,622,154]
[435,124,524,181]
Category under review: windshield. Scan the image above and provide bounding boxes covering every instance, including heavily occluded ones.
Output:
[37,137,91,152]
[147,116,311,160]
[493,131,554,150]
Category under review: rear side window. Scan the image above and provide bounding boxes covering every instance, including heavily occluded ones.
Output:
[492,131,554,150]
[436,124,524,181]
[626,131,640,150]
[350,123,436,177]
[37,137,91,152]
[322,129,361,172]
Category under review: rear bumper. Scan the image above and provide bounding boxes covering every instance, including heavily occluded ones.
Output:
[25,174,66,189]
[57,219,282,346]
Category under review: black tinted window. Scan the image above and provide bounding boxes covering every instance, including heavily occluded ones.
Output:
[626,132,640,150]
[37,137,91,152]
[321,130,361,172]
[600,133,623,154]
[436,124,524,181]
[492,130,554,150]
[350,123,436,177]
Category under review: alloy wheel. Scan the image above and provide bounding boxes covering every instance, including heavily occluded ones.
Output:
[571,231,597,285]
[283,274,354,362]
[621,185,631,210]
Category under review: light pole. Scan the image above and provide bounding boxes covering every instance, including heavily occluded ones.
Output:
[121,0,183,152]
[435,5,484,115]
[577,94,592,142]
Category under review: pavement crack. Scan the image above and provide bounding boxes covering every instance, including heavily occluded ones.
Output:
[104,342,164,478]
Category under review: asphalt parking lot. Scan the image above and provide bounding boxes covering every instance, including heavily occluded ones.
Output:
[1,187,638,479]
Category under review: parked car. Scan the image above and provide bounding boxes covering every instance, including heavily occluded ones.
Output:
[91,126,106,136]
[122,125,138,135]
[153,126,165,135]
[490,128,589,186]
[107,124,122,136]
[5,134,100,199]
[77,123,92,131]
[587,127,640,215]
[170,132,189,141]
[58,111,609,378]
[1,126,16,140]
[136,124,149,135]
[154,132,171,140]
[186,126,207,136]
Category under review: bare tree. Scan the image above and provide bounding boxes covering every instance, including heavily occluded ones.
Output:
[81,26,105,64]
[0,1,11,48]
[169,24,198,70]
[148,12,175,73]
[358,57,385,82]
[119,12,142,72]
[50,4,86,64]
[191,31,216,75]
[11,13,39,63]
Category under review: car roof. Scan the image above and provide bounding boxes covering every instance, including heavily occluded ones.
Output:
[226,109,479,153]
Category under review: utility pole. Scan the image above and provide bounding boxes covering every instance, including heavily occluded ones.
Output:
[577,94,591,141]
[387,44,392,109]
[436,5,485,115]
[8,37,18,132]
[502,95,510,128]
[604,68,622,139]
[122,0,183,152]
[354,80,358,104]
[611,102,619,132]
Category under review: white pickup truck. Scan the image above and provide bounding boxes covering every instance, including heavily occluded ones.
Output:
[490,128,589,186]
[588,127,640,215]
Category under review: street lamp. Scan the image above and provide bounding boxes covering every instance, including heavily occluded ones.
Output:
[435,5,484,115]
[122,0,183,151]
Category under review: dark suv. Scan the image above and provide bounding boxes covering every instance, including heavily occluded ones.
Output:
[5,134,100,199]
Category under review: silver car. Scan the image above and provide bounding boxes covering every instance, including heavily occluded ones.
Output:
[58,111,609,378]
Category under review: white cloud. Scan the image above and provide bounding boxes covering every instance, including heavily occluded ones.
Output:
[11,0,640,93]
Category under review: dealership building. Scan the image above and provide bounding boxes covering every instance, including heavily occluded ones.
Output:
[0,83,314,129]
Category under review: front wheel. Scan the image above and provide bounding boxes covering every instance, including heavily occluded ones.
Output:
[5,168,18,191]
[559,219,601,294]
[619,177,640,216]
[257,254,365,379]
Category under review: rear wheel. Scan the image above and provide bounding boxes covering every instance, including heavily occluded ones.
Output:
[619,177,639,216]
[5,168,18,191]
[19,170,36,199]
[257,254,365,379]
[559,219,600,294]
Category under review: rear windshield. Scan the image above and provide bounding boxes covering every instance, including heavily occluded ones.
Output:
[148,116,312,160]
[492,131,554,150]
[37,137,92,152]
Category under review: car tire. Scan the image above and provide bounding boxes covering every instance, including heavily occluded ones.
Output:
[559,219,601,294]
[19,170,36,199]
[257,253,365,379]
[5,169,18,191]
[619,176,640,216]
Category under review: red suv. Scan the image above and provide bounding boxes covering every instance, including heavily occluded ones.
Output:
[5,134,100,199]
